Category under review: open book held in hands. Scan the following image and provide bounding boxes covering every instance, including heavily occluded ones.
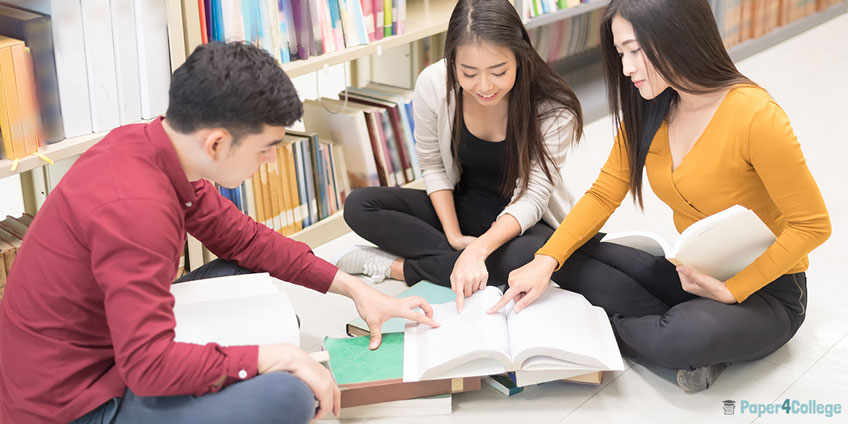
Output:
[403,286,624,382]
[601,205,776,281]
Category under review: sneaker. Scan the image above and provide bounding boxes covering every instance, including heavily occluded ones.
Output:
[677,363,729,392]
[332,245,398,283]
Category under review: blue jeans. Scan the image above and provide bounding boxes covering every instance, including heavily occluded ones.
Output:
[71,260,314,424]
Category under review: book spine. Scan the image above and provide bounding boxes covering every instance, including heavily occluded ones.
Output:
[50,0,93,138]
[11,44,40,154]
[134,0,171,119]
[165,0,187,70]
[111,0,143,125]
[15,15,64,143]
[371,0,383,40]
[80,0,121,133]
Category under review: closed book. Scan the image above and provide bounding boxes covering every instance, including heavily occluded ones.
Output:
[326,0,345,51]
[0,36,26,160]
[0,3,64,142]
[287,132,320,226]
[370,0,382,40]
[306,0,325,55]
[165,0,187,70]
[110,0,142,125]
[50,0,93,138]
[359,0,375,42]
[10,43,40,154]
[181,0,204,55]
[290,0,309,59]
[80,0,121,133]
[284,143,303,232]
[288,138,309,227]
[134,0,171,119]
[323,333,481,408]
[342,91,413,183]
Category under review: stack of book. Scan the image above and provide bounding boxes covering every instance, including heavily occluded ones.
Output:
[0,213,33,301]
[325,281,618,418]
[302,82,419,190]
[711,0,842,49]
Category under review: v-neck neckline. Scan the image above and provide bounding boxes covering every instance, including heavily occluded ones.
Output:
[667,87,735,175]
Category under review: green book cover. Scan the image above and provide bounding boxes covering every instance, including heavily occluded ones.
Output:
[324,332,404,385]
[346,281,454,335]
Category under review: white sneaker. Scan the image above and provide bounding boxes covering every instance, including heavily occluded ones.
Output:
[332,245,398,283]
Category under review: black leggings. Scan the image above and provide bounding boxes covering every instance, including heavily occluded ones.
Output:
[343,186,554,287]
[555,235,807,370]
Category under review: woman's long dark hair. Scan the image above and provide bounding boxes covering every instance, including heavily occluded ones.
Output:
[600,0,755,207]
[444,0,583,198]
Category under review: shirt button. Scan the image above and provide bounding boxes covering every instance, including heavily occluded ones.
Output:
[238,369,248,379]
[185,201,192,207]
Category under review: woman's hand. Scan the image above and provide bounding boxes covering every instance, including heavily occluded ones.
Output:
[450,245,489,312]
[487,255,558,314]
[447,233,477,251]
[677,265,737,304]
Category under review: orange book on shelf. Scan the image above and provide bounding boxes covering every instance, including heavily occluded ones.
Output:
[11,44,40,154]
[284,144,303,232]
[276,144,293,236]
[0,36,25,160]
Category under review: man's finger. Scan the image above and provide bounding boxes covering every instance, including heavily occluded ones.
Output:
[456,288,464,313]
[369,327,383,350]
[405,296,435,319]
[487,287,519,314]
[404,309,440,328]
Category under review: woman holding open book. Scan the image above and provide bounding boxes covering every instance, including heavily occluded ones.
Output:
[489,0,831,392]
[336,0,582,310]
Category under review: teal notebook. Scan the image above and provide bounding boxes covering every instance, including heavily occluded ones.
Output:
[345,281,455,336]
[324,333,404,385]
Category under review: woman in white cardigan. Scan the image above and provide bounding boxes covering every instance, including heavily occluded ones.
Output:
[337,0,583,309]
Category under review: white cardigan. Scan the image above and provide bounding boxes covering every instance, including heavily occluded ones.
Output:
[412,60,576,234]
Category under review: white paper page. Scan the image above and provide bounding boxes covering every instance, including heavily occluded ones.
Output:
[173,292,299,347]
[170,273,278,306]
[407,287,511,380]
[671,205,775,281]
[504,288,624,371]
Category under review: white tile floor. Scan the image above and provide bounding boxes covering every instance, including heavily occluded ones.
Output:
[278,13,848,424]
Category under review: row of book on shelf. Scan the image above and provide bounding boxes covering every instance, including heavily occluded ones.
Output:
[198,0,408,64]
[527,6,602,63]
[517,0,596,21]
[213,81,419,234]
[714,0,845,48]
[0,0,411,161]
[0,213,31,300]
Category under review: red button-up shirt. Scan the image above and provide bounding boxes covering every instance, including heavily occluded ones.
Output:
[0,118,338,423]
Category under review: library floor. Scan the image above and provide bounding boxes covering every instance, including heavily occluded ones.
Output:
[272,12,848,424]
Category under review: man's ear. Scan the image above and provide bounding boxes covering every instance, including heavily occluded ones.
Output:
[203,129,230,161]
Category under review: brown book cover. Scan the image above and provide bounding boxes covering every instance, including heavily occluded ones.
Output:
[342,92,413,184]
[340,376,480,408]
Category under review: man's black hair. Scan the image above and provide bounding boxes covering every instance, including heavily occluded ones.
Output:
[165,42,302,144]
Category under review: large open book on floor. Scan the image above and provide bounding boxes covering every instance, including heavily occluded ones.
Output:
[170,273,299,347]
[403,286,624,382]
[601,204,776,281]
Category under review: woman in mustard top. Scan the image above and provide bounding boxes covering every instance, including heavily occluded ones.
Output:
[488,0,831,392]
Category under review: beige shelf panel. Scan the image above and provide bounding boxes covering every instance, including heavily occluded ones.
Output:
[281,0,456,78]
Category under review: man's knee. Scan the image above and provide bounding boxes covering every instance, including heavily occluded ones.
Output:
[252,372,315,424]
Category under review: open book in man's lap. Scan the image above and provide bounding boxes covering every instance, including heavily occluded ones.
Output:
[403,286,624,382]
[602,205,776,281]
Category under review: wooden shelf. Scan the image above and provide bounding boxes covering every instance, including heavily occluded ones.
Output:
[281,0,456,78]
[289,179,425,248]
[523,0,609,30]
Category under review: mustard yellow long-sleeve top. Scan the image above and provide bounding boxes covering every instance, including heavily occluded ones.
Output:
[537,85,831,302]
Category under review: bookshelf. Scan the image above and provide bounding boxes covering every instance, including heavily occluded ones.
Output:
[521,0,609,30]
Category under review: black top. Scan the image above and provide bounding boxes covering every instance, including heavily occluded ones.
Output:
[455,118,511,212]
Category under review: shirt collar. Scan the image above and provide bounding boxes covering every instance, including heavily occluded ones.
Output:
[145,117,198,206]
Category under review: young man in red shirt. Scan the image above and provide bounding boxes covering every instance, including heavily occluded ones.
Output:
[0,42,438,424]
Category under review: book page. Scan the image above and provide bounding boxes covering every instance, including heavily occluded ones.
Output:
[504,288,623,371]
[412,287,512,380]
[601,231,671,257]
[671,205,776,281]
